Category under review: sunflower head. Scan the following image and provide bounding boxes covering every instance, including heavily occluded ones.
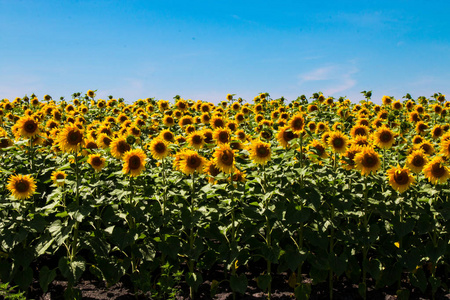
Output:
[173,149,205,175]
[58,124,84,153]
[386,165,415,193]
[276,125,298,148]
[354,146,381,176]
[88,154,106,172]
[373,126,395,149]
[122,149,147,177]
[213,144,235,173]
[423,156,450,185]
[328,131,348,153]
[7,174,37,200]
[110,137,131,159]
[406,149,428,173]
[213,128,231,145]
[289,114,305,134]
[16,115,40,139]
[248,139,271,165]
[51,170,67,187]
[149,138,170,160]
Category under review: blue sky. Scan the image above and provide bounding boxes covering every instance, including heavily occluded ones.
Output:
[1,0,449,104]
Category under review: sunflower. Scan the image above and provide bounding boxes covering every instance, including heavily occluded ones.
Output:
[211,116,226,129]
[386,165,415,193]
[341,144,362,170]
[0,137,13,149]
[110,137,131,159]
[431,125,443,139]
[204,159,221,183]
[173,149,205,175]
[87,154,106,172]
[58,124,84,153]
[412,135,424,145]
[187,131,205,149]
[213,144,235,173]
[248,139,271,165]
[122,149,147,177]
[440,139,450,158]
[415,121,428,135]
[308,140,328,159]
[179,116,193,127]
[7,174,36,200]
[350,124,370,138]
[231,169,246,183]
[97,133,112,149]
[235,129,247,142]
[159,129,175,143]
[392,100,403,110]
[406,149,428,173]
[417,140,434,155]
[423,156,450,185]
[289,114,305,134]
[382,95,392,105]
[51,170,67,187]
[373,126,395,149]
[275,125,298,148]
[328,131,348,153]
[351,135,370,148]
[15,115,40,139]
[200,113,211,124]
[149,138,170,160]
[354,146,381,176]
[213,128,231,145]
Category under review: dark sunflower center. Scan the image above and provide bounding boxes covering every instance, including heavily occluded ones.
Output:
[192,135,202,145]
[292,118,304,130]
[221,150,233,166]
[380,131,393,143]
[15,180,30,193]
[394,171,409,185]
[214,120,224,128]
[204,133,213,144]
[56,174,65,180]
[68,130,83,145]
[418,124,428,131]
[431,163,446,178]
[355,128,366,136]
[92,157,103,167]
[433,128,442,137]
[128,156,141,170]
[86,142,98,149]
[187,156,201,169]
[283,130,295,141]
[102,137,112,146]
[332,137,344,148]
[154,142,166,153]
[420,144,431,153]
[24,120,38,133]
[412,155,425,167]
[0,138,9,148]
[163,132,174,141]
[209,164,221,176]
[117,141,131,154]
[362,154,378,168]
[256,145,270,157]
[315,145,325,156]
[218,132,229,143]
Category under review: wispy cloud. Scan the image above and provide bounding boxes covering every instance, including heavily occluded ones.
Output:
[298,62,359,96]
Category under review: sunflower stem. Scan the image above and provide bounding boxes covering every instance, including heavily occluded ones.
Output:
[361,176,368,300]
[229,173,237,300]
[71,151,80,262]
[189,172,196,300]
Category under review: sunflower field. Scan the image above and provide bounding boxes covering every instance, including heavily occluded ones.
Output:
[0,91,450,299]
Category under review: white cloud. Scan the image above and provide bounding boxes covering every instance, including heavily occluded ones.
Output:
[298,62,359,97]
